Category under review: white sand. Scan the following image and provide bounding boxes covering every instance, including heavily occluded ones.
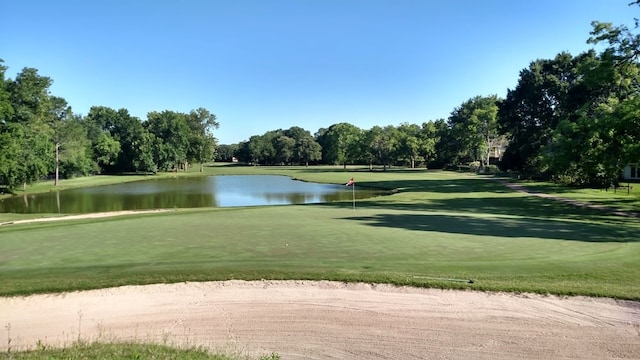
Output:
[1,280,638,359]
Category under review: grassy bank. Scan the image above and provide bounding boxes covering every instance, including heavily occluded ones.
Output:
[1,166,639,299]
[0,341,279,360]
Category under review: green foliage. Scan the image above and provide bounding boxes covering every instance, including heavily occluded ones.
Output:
[236,127,322,166]
[0,60,14,123]
[317,122,362,167]
[448,95,502,166]
[215,143,239,162]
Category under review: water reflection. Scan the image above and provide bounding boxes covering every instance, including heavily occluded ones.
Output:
[0,175,383,214]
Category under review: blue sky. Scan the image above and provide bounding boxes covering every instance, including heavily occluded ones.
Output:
[1,0,633,144]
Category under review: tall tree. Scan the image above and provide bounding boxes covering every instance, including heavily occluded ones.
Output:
[87,106,153,173]
[448,95,501,167]
[296,135,322,167]
[186,108,219,171]
[396,123,421,168]
[282,126,322,166]
[318,123,361,168]
[6,67,56,189]
[364,125,398,170]
[419,121,440,168]
[499,53,582,175]
[0,60,13,124]
[84,106,122,173]
[275,135,296,165]
[52,112,92,183]
[146,110,190,171]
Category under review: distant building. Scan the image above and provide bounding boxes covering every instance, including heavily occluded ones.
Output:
[488,138,509,165]
[622,163,639,181]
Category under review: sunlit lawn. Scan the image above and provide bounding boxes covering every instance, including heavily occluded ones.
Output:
[1,166,639,299]
[514,180,640,214]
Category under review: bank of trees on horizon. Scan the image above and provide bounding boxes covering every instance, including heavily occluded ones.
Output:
[1,9,638,191]
[0,61,219,190]
[222,14,640,187]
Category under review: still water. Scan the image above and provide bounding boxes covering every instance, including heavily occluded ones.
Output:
[0,175,383,214]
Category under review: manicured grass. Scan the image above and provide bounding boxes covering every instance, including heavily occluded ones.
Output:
[1,167,639,299]
[512,180,640,214]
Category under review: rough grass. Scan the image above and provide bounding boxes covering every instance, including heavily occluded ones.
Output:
[1,166,639,299]
[0,341,279,360]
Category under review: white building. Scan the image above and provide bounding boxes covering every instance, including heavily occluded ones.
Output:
[622,163,639,180]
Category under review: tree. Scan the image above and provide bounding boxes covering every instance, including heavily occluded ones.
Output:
[396,123,421,168]
[215,143,239,162]
[0,123,23,189]
[317,123,361,168]
[0,59,13,124]
[49,97,93,185]
[5,67,56,189]
[146,110,191,171]
[448,95,501,168]
[85,106,123,173]
[431,118,455,168]
[92,131,121,171]
[275,135,296,165]
[280,126,320,165]
[245,132,278,165]
[86,106,153,173]
[296,135,322,167]
[418,121,440,168]
[541,8,640,186]
[499,53,583,175]
[0,60,17,188]
[53,113,92,182]
[186,108,219,171]
[364,125,398,170]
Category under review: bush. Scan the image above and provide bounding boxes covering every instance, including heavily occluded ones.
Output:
[479,165,500,175]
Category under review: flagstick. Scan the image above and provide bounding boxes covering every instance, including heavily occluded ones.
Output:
[352,182,355,210]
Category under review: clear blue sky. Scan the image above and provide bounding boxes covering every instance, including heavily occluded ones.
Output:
[1,0,633,144]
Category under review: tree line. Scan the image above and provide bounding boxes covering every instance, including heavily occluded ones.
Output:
[1,8,638,190]
[0,62,219,190]
[220,13,639,187]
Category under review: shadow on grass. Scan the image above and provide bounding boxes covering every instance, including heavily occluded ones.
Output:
[343,213,637,243]
[324,192,611,221]
[326,177,513,193]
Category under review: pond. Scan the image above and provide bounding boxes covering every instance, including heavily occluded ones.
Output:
[0,175,385,214]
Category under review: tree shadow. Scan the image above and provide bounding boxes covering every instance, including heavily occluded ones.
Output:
[322,191,613,221]
[343,213,637,243]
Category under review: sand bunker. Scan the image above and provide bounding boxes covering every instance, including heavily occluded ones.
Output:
[1,280,638,359]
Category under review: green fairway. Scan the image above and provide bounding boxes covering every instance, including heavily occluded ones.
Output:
[1,167,639,299]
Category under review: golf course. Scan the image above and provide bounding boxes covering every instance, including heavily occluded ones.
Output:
[2,166,639,298]
[1,166,639,359]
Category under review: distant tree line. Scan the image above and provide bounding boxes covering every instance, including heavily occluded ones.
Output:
[1,7,638,190]
[220,13,639,187]
[0,61,219,190]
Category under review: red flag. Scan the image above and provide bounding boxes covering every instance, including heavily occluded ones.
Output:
[345,177,354,186]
